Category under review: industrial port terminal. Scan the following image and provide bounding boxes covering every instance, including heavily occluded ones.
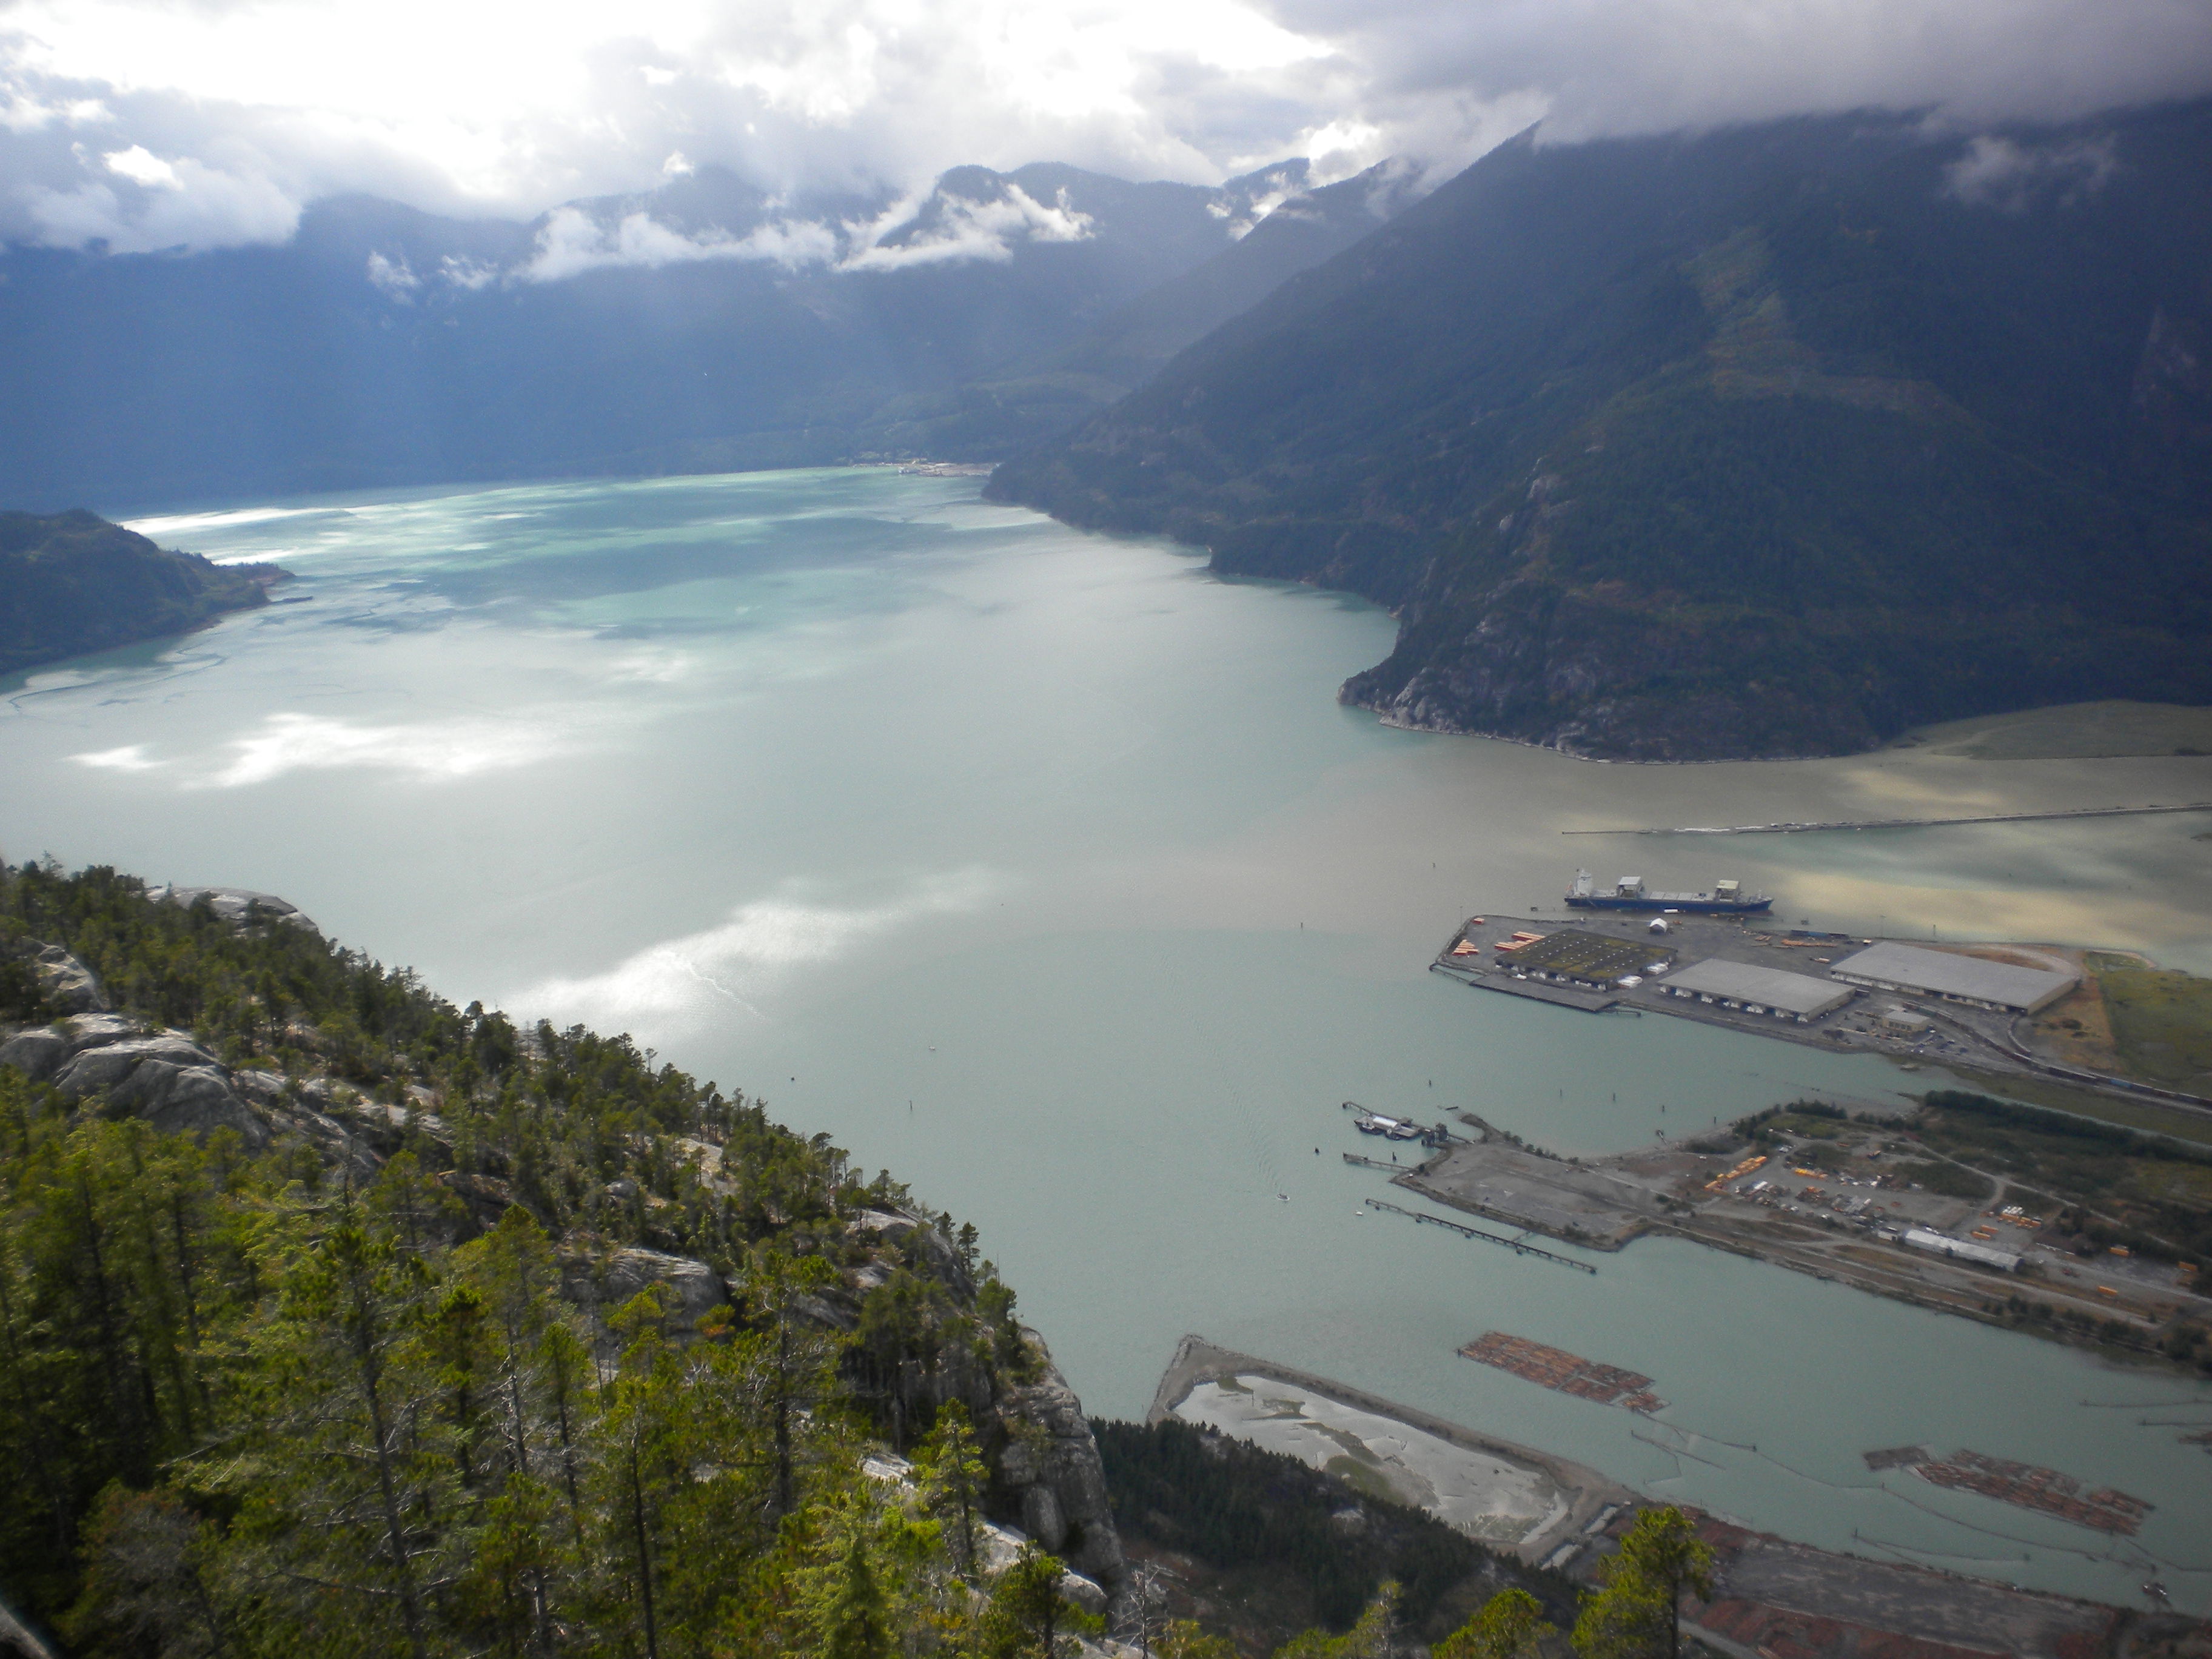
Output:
[1432,873,2212,1115]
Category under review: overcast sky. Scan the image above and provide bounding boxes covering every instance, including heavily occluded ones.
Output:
[4,0,2209,253]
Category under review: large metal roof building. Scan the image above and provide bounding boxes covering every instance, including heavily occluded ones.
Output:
[1657,957,1853,1021]
[1902,1227,2021,1272]
[1827,942,2077,1014]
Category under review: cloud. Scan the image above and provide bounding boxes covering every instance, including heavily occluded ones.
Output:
[1943,133,2119,208]
[101,142,173,187]
[0,0,2207,254]
[836,182,1093,272]
[514,177,1094,281]
[518,203,839,280]
[22,146,301,252]
[1268,0,2212,148]
[512,869,1000,1036]
[364,249,420,299]
[438,254,499,289]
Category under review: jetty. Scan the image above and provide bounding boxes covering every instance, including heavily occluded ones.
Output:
[1561,800,2212,837]
[1360,1193,1598,1273]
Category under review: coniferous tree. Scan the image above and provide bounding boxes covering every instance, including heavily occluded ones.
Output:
[1433,1587,1552,1659]
[978,1544,1077,1659]
[0,860,1082,1656]
[914,1404,990,1581]
[1571,1508,1714,1659]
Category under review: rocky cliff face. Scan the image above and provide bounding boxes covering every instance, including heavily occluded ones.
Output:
[0,1003,272,1147]
[997,1338,1129,1587]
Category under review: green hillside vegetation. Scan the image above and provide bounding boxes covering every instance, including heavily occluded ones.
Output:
[991,103,2212,760]
[0,511,283,680]
[0,861,1093,1657]
[1915,1090,2212,1273]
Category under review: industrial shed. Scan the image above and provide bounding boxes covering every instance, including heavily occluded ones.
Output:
[1902,1227,2021,1272]
[1827,942,2076,1015]
[1658,958,1853,1021]
[1506,929,1675,989]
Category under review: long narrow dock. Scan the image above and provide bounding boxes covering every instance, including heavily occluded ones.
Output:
[1562,800,2212,837]
[1362,1195,1598,1275]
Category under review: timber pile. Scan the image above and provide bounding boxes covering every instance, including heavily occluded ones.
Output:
[1912,1450,2152,1535]
[1458,1331,1665,1413]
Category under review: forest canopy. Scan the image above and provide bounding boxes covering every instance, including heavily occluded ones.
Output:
[0,512,282,680]
[0,860,1089,1658]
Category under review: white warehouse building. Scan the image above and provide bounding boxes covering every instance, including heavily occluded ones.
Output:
[1656,958,1854,1021]
[1902,1227,2021,1272]
[1827,942,2077,1015]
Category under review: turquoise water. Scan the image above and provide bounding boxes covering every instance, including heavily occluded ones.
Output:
[7,469,2211,1610]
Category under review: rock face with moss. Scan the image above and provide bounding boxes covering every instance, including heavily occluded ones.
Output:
[991,102,2212,760]
[0,509,285,679]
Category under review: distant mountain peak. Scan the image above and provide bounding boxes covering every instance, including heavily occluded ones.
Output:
[0,150,1418,507]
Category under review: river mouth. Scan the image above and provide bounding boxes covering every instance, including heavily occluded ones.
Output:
[5,466,2210,1612]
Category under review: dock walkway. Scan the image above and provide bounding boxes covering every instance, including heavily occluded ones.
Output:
[1362,1195,1598,1273]
[1563,800,2212,837]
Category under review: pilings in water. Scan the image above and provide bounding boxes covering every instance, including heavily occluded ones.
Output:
[1361,1195,1598,1275]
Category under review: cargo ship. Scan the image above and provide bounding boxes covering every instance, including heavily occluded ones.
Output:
[1564,869,1772,914]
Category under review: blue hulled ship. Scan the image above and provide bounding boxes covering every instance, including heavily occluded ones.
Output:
[1564,868,1773,914]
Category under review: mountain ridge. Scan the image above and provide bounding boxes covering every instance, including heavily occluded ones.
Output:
[988,102,2212,760]
[0,158,1416,512]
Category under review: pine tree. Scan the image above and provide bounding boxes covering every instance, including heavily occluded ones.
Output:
[978,1545,1073,1659]
[812,1535,893,1659]
[230,1202,458,1659]
[1433,1587,1552,1659]
[1272,1580,1400,1659]
[914,1404,989,1580]
[1571,1507,1714,1659]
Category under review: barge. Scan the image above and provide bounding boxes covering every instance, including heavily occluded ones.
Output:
[1344,1101,1427,1141]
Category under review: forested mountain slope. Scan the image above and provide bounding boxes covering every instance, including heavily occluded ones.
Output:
[0,863,1125,1655]
[0,865,1591,1659]
[0,511,283,679]
[990,103,2212,760]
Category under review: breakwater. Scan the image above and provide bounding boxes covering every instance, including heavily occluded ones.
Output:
[1563,801,2212,837]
